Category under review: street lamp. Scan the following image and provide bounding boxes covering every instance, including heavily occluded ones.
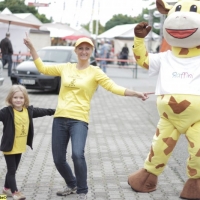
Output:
[142,0,178,52]
[143,3,156,52]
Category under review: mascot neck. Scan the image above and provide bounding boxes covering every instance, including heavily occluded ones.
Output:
[171,46,200,58]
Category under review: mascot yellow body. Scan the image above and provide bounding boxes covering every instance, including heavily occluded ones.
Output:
[128,0,200,199]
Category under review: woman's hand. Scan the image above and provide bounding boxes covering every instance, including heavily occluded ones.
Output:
[125,89,154,101]
[23,33,39,60]
[134,92,150,101]
[24,33,34,50]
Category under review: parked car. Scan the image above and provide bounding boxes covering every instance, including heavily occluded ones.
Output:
[10,46,97,93]
[0,59,4,86]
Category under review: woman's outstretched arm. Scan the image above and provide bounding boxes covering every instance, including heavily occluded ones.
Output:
[124,89,149,101]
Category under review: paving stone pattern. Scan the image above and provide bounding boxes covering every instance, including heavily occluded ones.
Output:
[0,67,188,200]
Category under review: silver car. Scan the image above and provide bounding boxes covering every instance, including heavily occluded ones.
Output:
[0,59,4,86]
[11,46,97,94]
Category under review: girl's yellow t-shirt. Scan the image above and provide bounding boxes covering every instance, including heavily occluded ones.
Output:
[4,108,29,155]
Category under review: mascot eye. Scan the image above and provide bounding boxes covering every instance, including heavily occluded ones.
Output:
[190,5,197,12]
[175,5,182,11]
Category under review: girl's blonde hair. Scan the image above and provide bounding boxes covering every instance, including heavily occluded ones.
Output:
[5,85,30,108]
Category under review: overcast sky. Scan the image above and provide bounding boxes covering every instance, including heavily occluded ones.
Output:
[24,0,155,27]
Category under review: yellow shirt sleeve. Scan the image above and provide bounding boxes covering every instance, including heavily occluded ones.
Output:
[34,57,66,76]
[133,37,149,69]
[95,67,126,96]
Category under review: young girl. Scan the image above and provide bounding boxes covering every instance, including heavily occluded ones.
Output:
[0,85,55,200]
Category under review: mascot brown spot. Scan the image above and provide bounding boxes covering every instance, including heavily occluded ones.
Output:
[143,62,149,69]
[156,128,160,137]
[188,166,197,177]
[149,146,154,162]
[163,137,177,155]
[163,112,168,119]
[134,53,140,61]
[186,136,194,148]
[168,96,191,114]
[195,149,200,157]
[156,163,165,169]
[179,48,189,55]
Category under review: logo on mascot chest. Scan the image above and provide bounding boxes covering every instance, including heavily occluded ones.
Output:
[172,72,193,78]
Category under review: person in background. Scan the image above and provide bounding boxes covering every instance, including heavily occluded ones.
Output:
[91,38,99,60]
[0,33,13,76]
[120,43,129,66]
[24,35,149,200]
[99,40,108,73]
[0,85,55,200]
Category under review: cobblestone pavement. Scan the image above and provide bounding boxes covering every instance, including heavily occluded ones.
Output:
[0,66,188,200]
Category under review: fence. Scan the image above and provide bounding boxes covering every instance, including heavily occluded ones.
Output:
[12,52,31,67]
[95,57,138,78]
[0,52,31,68]
[1,53,139,78]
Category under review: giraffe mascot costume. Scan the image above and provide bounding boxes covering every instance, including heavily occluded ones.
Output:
[128,0,200,199]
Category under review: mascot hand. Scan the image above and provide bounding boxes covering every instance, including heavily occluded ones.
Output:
[134,22,152,38]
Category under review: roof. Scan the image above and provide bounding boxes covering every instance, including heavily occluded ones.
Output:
[0,8,41,29]
[42,46,75,50]
[40,23,88,38]
[0,13,41,29]
[1,7,12,14]
[77,27,91,37]
[98,23,160,40]
[14,13,42,25]
[97,24,138,39]
[40,22,73,30]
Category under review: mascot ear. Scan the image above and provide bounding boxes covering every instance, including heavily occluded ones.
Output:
[156,0,173,15]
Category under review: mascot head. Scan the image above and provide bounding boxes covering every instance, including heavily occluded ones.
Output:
[157,0,200,49]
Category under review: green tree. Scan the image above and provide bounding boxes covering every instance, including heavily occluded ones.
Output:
[35,13,51,24]
[104,8,160,35]
[0,0,52,23]
[104,14,137,31]
[104,9,148,31]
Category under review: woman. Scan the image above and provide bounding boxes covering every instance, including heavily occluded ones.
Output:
[24,36,148,200]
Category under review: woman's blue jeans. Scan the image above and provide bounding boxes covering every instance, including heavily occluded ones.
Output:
[52,117,88,194]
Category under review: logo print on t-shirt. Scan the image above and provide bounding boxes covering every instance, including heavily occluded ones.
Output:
[172,72,193,79]
[68,78,76,87]
[21,125,26,136]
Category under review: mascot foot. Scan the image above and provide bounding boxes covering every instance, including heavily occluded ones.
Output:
[180,178,200,200]
[128,168,158,192]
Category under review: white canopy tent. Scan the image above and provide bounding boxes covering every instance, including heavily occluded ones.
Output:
[97,24,160,55]
[40,23,87,38]
[0,8,50,53]
[14,13,43,25]
[98,24,137,39]
[0,13,41,32]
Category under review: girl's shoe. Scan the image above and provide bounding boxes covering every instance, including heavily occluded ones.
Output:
[12,191,26,200]
[2,187,12,197]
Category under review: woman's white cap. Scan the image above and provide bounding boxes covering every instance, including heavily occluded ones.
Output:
[75,37,94,47]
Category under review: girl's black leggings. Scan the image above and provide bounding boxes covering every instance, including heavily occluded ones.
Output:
[4,153,22,193]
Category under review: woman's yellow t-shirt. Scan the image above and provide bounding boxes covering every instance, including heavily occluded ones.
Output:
[4,108,29,155]
[34,59,126,123]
